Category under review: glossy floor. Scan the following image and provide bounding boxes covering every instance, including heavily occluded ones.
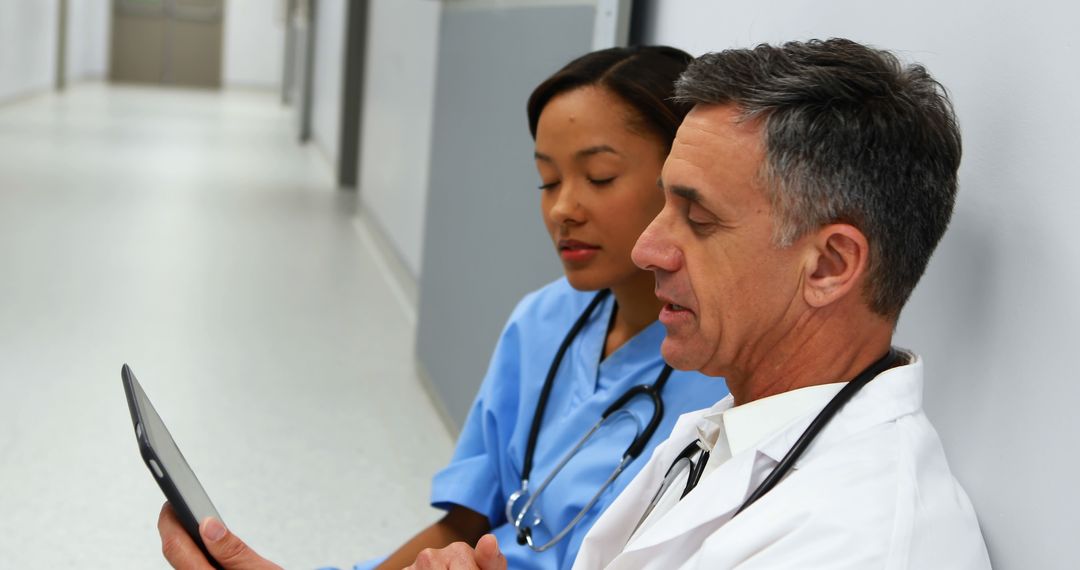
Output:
[0,84,452,568]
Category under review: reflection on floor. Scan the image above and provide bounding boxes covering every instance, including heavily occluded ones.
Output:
[0,84,452,568]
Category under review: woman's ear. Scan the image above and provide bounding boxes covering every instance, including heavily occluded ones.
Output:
[802,224,870,308]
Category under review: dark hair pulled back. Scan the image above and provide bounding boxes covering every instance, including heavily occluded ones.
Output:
[527,46,693,150]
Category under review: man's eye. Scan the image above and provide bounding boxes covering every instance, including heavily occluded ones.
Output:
[588,176,616,186]
[538,181,560,190]
[687,213,720,236]
[688,218,713,232]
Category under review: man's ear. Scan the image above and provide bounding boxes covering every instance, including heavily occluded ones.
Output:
[802,224,870,308]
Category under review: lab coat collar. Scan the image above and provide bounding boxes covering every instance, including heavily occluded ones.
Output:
[700,382,846,459]
[756,350,923,466]
[621,350,924,554]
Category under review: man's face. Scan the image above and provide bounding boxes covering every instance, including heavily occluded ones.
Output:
[631,104,806,378]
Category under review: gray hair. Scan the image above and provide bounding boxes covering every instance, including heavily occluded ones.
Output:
[675,38,961,318]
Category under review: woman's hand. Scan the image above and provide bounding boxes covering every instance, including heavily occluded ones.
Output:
[158,503,282,570]
[404,534,506,570]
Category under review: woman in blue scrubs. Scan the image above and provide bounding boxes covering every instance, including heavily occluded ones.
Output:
[368,46,730,570]
[155,46,729,570]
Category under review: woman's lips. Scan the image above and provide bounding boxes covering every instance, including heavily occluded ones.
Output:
[559,240,600,263]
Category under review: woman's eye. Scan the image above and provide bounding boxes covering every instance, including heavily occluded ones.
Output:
[588,176,616,186]
[538,180,560,190]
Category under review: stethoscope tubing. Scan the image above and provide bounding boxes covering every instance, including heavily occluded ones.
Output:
[639,348,901,530]
[511,289,674,551]
[520,289,611,484]
[733,348,900,516]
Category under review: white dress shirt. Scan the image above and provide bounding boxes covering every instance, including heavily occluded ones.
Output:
[573,351,991,569]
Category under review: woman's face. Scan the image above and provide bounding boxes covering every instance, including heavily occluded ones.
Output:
[534,86,667,291]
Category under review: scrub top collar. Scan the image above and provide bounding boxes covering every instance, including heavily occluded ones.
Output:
[573,294,668,395]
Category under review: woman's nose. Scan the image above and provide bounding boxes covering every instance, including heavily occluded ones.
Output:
[548,182,585,226]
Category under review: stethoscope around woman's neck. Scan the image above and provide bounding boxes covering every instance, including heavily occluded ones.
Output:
[508,288,674,552]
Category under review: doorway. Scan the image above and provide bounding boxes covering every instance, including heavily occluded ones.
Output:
[110,0,224,88]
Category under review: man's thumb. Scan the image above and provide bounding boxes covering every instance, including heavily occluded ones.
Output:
[475,534,507,570]
[200,517,262,569]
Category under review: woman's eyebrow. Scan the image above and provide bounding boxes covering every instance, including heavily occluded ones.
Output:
[576,145,620,158]
[535,145,620,163]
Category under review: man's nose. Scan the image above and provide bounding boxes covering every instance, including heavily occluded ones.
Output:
[632,213,681,273]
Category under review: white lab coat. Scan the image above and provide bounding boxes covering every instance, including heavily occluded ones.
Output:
[572,354,991,569]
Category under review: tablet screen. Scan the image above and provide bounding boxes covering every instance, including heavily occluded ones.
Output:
[126,369,221,526]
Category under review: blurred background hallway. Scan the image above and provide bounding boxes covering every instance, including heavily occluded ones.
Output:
[0,82,452,568]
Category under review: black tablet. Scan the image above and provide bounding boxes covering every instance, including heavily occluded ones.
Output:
[122,364,224,569]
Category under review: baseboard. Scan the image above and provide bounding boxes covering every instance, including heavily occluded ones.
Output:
[0,85,51,108]
[222,82,279,93]
[67,73,106,83]
[352,206,419,318]
[350,211,457,436]
[312,136,337,179]
[414,357,462,437]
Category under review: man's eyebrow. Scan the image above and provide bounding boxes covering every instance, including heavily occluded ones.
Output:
[671,185,703,203]
[534,151,552,162]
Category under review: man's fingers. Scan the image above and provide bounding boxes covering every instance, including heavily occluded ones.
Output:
[474,535,506,570]
[404,538,502,570]
[407,542,481,570]
[199,517,281,570]
[158,503,215,570]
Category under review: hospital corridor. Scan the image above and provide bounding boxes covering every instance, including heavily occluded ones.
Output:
[2,0,1078,568]
[0,83,453,567]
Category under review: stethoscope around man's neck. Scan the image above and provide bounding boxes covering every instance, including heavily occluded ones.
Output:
[507,288,674,552]
[633,347,902,534]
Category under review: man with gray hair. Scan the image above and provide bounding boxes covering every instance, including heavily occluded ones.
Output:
[570,38,991,568]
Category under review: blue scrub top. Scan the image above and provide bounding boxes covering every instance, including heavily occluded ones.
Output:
[356,278,728,570]
[429,276,725,570]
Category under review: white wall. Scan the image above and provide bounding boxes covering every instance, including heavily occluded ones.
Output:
[357,0,442,278]
[222,0,286,89]
[65,0,110,82]
[641,1,1079,567]
[310,0,346,170]
[0,1,59,102]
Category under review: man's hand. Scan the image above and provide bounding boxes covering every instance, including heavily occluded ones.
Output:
[158,503,282,570]
[405,534,506,570]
